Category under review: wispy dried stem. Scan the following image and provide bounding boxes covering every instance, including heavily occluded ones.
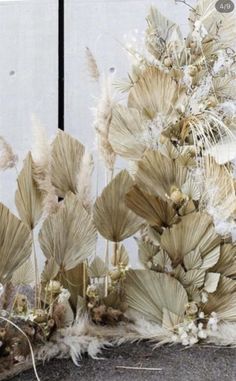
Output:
[0,136,18,171]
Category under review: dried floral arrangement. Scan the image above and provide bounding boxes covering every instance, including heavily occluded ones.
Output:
[1,0,236,378]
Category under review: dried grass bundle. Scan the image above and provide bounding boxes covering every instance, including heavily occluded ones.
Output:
[85,47,100,81]
[0,136,18,171]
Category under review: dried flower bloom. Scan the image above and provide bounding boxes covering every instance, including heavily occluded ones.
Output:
[0,136,18,170]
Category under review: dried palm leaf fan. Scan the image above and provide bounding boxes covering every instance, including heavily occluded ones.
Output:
[93,170,143,242]
[11,258,34,286]
[160,212,220,267]
[189,0,236,48]
[0,203,32,284]
[15,152,43,229]
[51,130,85,198]
[210,244,236,278]
[88,257,108,279]
[202,276,236,322]
[128,66,187,121]
[135,150,188,200]
[145,6,183,61]
[125,270,188,327]
[109,105,146,160]
[39,192,97,271]
[125,185,179,228]
[203,157,236,222]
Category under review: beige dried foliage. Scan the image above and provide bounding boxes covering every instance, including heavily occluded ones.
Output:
[125,270,188,326]
[39,192,97,271]
[95,78,116,170]
[85,47,100,81]
[203,276,236,322]
[60,263,85,310]
[128,66,186,120]
[93,170,143,242]
[15,152,43,229]
[88,257,108,278]
[0,136,18,170]
[76,150,94,212]
[12,257,34,286]
[135,150,188,199]
[210,244,236,278]
[111,244,129,267]
[109,105,146,160]
[31,117,59,216]
[126,185,179,228]
[51,130,85,198]
[160,212,220,266]
[41,257,60,284]
[0,203,32,284]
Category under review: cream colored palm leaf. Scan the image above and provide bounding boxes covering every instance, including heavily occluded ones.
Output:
[93,170,143,242]
[41,257,60,284]
[203,157,236,221]
[191,0,236,47]
[145,6,183,61]
[210,244,236,278]
[203,276,236,322]
[126,185,178,227]
[51,130,85,197]
[0,203,32,284]
[111,244,129,267]
[135,150,188,199]
[160,212,220,266]
[128,67,187,120]
[12,257,34,286]
[109,105,146,160]
[39,192,97,271]
[88,257,108,278]
[125,270,188,325]
[15,152,43,229]
[137,239,159,268]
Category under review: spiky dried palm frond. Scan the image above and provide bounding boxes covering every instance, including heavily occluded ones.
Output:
[190,0,236,47]
[137,239,172,272]
[88,257,108,278]
[11,257,34,286]
[0,136,18,170]
[93,170,143,242]
[41,257,60,284]
[126,185,178,228]
[210,244,236,278]
[160,212,220,266]
[51,130,85,198]
[109,105,146,160]
[202,276,236,321]
[145,6,183,61]
[135,150,188,199]
[128,67,186,121]
[203,157,236,225]
[60,263,84,310]
[39,192,97,271]
[125,270,188,326]
[0,203,32,284]
[15,152,43,229]
[111,244,129,267]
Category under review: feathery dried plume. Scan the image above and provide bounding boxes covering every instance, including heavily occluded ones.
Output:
[94,77,116,171]
[31,115,59,216]
[76,150,94,212]
[85,47,100,81]
[0,136,18,171]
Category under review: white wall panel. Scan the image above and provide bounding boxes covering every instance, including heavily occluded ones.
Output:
[0,0,58,212]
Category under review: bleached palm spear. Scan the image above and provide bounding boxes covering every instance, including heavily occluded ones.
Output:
[93,170,143,242]
[0,203,32,284]
[15,152,43,229]
[39,192,97,271]
[51,130,85,198]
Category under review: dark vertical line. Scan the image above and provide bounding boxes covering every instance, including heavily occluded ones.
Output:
[58,0,64,131]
